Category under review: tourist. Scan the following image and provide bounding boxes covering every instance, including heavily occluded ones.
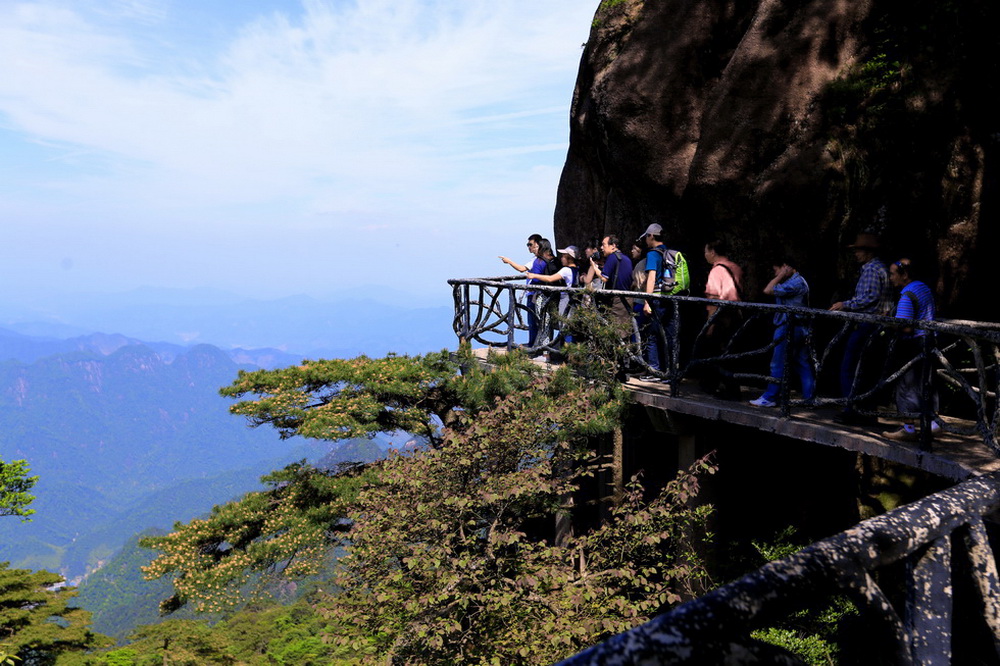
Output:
[499,234,551,348]
[700,238,744,399]
[749,257,815,408]
[524,246,580,326]
[829,232,894,425]
[884,258,940,441]
[591,235,634,336]
[582,244,606,291]
[627,240,648,361]
[639,224,689,382]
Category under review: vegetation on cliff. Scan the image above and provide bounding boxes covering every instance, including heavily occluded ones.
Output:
[0,458,35,520]
[138,348,715,663]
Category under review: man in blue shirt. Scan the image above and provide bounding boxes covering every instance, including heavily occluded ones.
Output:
[592,235,634,339]
[884,258,939,441]
[639,224,673,381]
[750,258,815,407]
[829,232,894,425]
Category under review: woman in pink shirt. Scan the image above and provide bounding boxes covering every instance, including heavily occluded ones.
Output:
[700,239,744,399]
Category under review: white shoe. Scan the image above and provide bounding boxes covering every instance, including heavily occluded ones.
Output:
[749,397,777,408]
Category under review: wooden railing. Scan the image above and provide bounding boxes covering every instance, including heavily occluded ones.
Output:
[558,469,1000,665]
[448,276,1000,455]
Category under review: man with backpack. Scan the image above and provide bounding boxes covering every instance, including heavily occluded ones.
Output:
[639,224,689,382]
[700,238,743,398]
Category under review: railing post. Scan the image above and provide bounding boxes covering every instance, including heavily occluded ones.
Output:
[452,283,466,345]
[780,323,792,417]
[506,284,516,350]
[462,283,472,345]
[904,535,952,665]
[669,298,681,395]
[962,519,1000,658]
[919,333,934,450]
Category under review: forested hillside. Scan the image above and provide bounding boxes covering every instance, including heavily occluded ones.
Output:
[0,343,316,579]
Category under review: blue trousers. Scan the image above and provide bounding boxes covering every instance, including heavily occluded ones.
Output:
[840,322,879,407]
[761,323,814,401]
[643,301,674,373]
[526,295,539,347]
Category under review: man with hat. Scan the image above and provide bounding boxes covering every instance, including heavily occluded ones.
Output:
[639,223,684,381]
[829,232,894,424]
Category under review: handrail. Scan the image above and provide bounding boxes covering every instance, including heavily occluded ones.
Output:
[558,469,1000,664]
[448,276,1000,456]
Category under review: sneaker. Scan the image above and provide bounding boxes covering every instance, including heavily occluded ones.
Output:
[749,396,777,408]
[637,374,659,382]
[884,427,919,442]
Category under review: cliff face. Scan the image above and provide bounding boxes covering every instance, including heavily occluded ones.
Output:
[556,0,998,317]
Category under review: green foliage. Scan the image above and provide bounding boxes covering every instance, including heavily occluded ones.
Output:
[140,345,716,662]
[562,304,637,390]
[83,596,362,666]
[140,463,374,614]
[0,459,36,520]
[824,53,902,127]
[75,530,223,641]
[0,563,113,664]
[748,529,858,665]
[220,348,548,445]
[221,351,455,442]
[592,0,631,29]
[751,627,836,665]
[214,596,362,665]
[325,417,714,664]
[750,525,801,562]
[115,619,236,665]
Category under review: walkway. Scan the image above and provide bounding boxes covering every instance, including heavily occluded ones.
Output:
[472,346,1000,480]
[452,275,1000,464]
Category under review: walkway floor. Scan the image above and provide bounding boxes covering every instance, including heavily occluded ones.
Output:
[471,347,1000,481]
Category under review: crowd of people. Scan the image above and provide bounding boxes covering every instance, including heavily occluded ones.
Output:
[500,229,939,442]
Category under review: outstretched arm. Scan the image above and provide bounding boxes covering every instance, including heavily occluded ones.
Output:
[499,256,528,273]
[524,271,564,283]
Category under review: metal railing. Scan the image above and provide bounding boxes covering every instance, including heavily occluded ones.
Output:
[558,468,1000,665]
[448,276,1000,455]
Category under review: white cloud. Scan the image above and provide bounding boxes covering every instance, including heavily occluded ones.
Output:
[0,0,594,298]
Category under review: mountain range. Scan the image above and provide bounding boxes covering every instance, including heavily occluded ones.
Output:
[0,287,455,358]
[0,339,325,580]
[0,334,422,584]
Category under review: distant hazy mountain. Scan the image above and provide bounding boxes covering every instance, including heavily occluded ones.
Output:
[0,287,455,358]
[0,287,456,582]
[0,342,323,578]
[0,328,303,369]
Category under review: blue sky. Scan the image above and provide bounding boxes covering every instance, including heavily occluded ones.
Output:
[0,0,594,305]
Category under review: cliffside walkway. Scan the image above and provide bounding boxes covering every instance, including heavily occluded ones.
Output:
[450,276,1000,663]
[450,275,1000,478]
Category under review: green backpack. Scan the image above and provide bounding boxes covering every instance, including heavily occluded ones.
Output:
[652,246,690,295]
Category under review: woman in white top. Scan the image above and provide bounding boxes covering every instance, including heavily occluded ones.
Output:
[524,247,579,317]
